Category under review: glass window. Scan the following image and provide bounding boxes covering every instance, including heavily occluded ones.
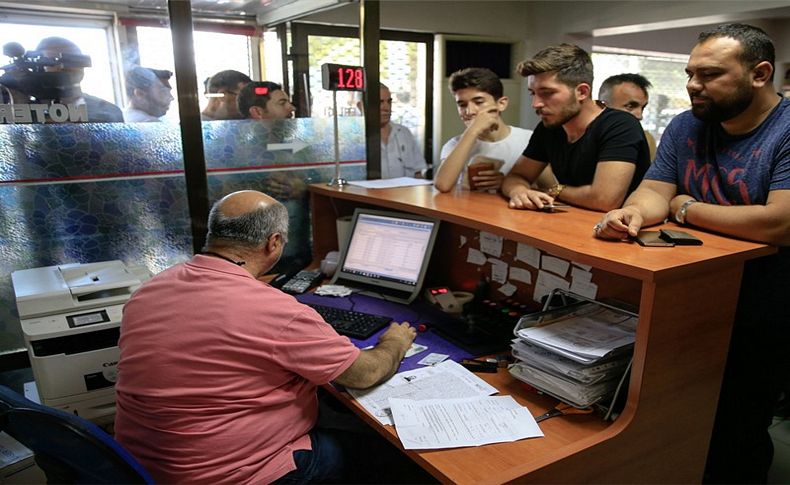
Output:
[0,22,117,106]
[135,26,254,120]
[306,35,428,149]
[592,48,690,144]
[0,12,191,356]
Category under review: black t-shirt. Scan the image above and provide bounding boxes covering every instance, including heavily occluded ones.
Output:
[523,108,650,193]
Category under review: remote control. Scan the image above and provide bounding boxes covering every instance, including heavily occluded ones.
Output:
[280,269,323,294]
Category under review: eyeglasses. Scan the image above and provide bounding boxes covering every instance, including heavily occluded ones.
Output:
[205,90,238,99]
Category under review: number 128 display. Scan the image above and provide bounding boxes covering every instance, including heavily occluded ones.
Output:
[321,64,366,91]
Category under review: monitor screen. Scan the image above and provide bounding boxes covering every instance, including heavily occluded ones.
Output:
[331,209,440,304]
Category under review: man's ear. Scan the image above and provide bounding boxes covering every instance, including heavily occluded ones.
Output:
[266,233,282,253]
[132,87,147,99]
[496,95,509,112]
[751,60,774,88]
[249,106,264,120]
[575,83,592,102]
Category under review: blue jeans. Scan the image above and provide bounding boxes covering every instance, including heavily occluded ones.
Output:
[272,428,349,484]
[272,391,436,484]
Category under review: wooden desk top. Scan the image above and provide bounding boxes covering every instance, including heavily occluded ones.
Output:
[311,183,775,483]
[310,183,774,282]
[326,368,610,485]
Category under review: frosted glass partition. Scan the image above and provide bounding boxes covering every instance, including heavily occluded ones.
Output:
[0,116,366,352]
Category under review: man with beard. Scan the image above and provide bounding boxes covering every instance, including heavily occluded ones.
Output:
[598,73,657,160]
[594,23,789,483]
[202,69,251,120]
[502,44,650,212]
[123,66,174,122]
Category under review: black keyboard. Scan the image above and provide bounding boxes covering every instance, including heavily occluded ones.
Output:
[307,304,391,339]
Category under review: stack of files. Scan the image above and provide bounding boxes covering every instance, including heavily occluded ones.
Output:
[509,301,637,408]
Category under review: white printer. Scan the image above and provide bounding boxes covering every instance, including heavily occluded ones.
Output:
[11,260,150,423]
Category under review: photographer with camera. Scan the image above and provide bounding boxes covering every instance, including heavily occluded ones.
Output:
[0,37,123,123]
[36,37,123,123]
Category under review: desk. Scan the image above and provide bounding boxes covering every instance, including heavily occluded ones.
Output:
[309,183,775,483]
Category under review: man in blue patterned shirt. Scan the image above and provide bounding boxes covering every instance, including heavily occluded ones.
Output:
[595,23,789,483]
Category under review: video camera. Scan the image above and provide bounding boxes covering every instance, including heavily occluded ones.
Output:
[0,42,92,103]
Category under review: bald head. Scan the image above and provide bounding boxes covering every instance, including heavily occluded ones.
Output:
[205,190,289,250]
[216,190,278,217]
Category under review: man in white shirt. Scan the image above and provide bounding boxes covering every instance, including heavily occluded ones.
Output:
[435,67,534,192]
[123,66,173,122]
[360,84,426,179]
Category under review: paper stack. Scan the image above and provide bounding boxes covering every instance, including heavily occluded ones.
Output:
[509,301,637,408]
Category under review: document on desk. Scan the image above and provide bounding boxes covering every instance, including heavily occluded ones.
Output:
[347,360,497,426]
[390,395,543,449]
[347,177,433,189]
[516,306,637,364]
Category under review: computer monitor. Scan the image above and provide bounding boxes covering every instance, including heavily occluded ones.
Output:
[329,208,440,304]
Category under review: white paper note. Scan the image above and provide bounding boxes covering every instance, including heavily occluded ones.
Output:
[347,361,497,426]
[571,266,593,283]
[570,279,598,299]
[572,261,592,271]
[389,395,544,449]
[498,282,517,296]
[516,243,541,268]
[480,231,503,257]
[509,267,532,284]
[467,248,487,265]
[541,255,570,277]
[459,235,467,248]
[533,270,570,303]
[347,177,433,189]
[488,257,508,284]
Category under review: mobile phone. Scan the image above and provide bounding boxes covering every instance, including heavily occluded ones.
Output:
[659,229,703,246]
[538,203,569,213]
[634,230,675,247]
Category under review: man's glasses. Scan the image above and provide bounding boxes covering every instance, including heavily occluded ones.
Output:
[205,90,238,99]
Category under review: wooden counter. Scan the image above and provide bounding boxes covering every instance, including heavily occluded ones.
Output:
[310,183,775,484]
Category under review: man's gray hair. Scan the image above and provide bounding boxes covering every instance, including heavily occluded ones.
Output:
[205,201,289,249]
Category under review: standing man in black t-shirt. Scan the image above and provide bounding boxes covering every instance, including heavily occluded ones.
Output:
[502,44,650,212]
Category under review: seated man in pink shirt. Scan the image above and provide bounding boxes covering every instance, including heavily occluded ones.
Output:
[114,190,417,484]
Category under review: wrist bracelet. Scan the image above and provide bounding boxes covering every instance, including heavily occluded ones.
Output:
[547,183,565,198]
[675,198,697,225]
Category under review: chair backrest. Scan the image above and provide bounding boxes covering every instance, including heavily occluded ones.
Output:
[0,385,153,484]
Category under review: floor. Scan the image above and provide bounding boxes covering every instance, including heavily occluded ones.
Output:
[768,415,790,484]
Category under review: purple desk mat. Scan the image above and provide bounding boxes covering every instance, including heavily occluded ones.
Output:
[296,292,476,371]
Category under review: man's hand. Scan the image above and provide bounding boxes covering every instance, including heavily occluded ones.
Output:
[594,206,644,240]
[466,108,500,138]
[334,322,416,389]
[471,169,504,191]
[507,187,555,210]
[377,322,416,357]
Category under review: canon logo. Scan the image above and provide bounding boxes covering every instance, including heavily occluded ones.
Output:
[102,361,118,367]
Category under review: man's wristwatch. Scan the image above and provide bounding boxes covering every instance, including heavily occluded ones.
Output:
[675,198,697,225]
[546,184,565,199]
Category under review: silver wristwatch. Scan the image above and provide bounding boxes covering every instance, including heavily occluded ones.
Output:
[675,198,697,225]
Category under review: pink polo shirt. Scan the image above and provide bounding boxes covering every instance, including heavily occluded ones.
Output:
[114,255,360,484]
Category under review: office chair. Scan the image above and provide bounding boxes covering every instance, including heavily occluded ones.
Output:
[0,385,153,484]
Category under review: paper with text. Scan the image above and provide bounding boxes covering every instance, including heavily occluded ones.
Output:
[347,360,497,425]
[390,395,543,449]
[348,177,433,189]
[480,231,503,257]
